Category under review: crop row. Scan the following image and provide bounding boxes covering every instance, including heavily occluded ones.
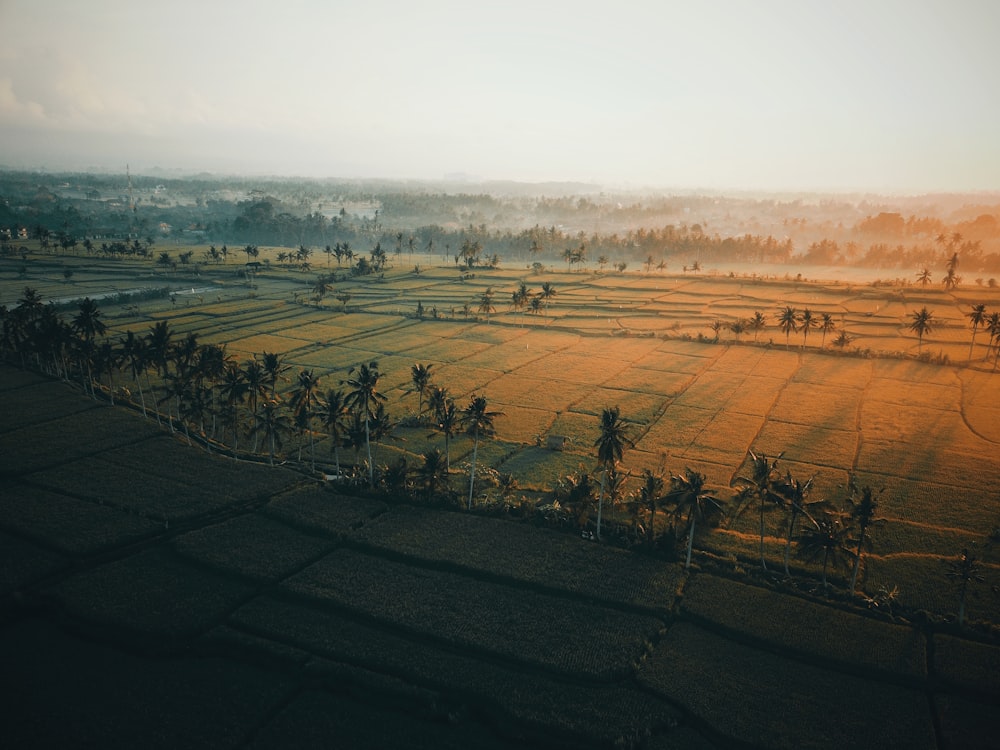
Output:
[281,547,664,680]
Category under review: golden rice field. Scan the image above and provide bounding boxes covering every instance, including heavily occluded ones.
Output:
[3,249,1000,615]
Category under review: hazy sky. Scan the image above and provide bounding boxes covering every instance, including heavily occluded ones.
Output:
[1,0,998,192]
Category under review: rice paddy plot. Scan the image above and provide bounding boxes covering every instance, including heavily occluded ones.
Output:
[792,356,873,388]
[226,332,309,357]
[767,382,863,431]
[672,371,748,409]
[293,345,387,372]
[638,621,936,750]
[429,363,503,401]
[859,401,970,447]
[512,350,635,385]
[570,386,667,425]
[485,372,590,413]
[867,378,962,412]
[635,347,716,375]
[496,446,592,491]
[642,404,716,453]
[754,420,858,469]
[719,375,787,416]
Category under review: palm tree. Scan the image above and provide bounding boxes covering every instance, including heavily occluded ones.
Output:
[344,361,386,488]
[778,306,798,349]
[845,479,884,593]
[145,320,173,426]
[242,359,269,451]
[750,311,767,342]
[946,547,985,626]
[289,369,322,469]
[988,312,1000,369]
[416,448,449,502]
[461,394,502,510]
[478,287,495,323]
[260,351,289,399]
[120,330,148,417]
[70,297,107,399]
[594,406,634,540]
[252,398,291,466]
[796,513,852,589]
[909,307,933,353]
[732,450,785,570]
[668,468,724,569]
[798,308,818,348]
[637,466,667,544]
[540,282,556,314]
[319,388,348,477]
[431,391,459,474]
[916,268,932,287]
[773,472,821,577]
[819,313,836,348]
[218,361,247,456]
[967,303,988,361]
[410,363,434,421]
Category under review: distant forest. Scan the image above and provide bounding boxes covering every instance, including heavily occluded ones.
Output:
[2,170,999,276]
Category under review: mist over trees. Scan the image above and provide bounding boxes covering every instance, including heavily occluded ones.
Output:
[2,170,999,275]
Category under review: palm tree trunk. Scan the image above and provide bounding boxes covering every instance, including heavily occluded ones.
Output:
[760,498,768,570]
[365,416,373,487]
[685,514,696,569]
[850,533,865,592]
[467,429,479,510]
[784,508,798,577]
[596,467,607,540]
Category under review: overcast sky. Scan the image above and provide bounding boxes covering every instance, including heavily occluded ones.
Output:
[1,0,997,192]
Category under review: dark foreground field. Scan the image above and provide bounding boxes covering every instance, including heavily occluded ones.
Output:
[1,365,998,749]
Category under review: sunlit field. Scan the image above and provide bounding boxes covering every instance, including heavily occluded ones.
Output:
[3,245,999,619]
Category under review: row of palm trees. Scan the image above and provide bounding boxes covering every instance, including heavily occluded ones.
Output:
[0,290,510,501]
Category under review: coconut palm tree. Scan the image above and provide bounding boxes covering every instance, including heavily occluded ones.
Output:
[637,466,668,544]
[289,368,322,469]
[144,321,173,425]
[120,330,148,417]
[253,397,291,466]
[540,282,556,314]
[819,313,836,348]
[344,361,386,488]
[242,359,269,451]
[946,547,985,626]
[773,472,822,577]
[916,268,932,286]
[218,361,248,456]
[988,312,1000,369]
[909,307,933,353]
[967,303,988,361]
[70,297,107,399]
[319,387,348,476]
[431,391,459,474]
[798,308,818,349]
[416,448,449,502]
[594,406,634,540]
[732,450,785,571]
[260,351,289,399]
[845,479,884,593]
[778,306,798,349]
[668,467,724,569]
[461,394,502,510]
[478,287,495,323]
[750,311,767,342]
[409,363,434,421]
[797,512,852,589]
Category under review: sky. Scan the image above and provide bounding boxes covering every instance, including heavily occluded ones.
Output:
[1,0,998,192]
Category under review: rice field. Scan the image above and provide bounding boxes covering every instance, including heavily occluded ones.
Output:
[4,254,1000,609]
